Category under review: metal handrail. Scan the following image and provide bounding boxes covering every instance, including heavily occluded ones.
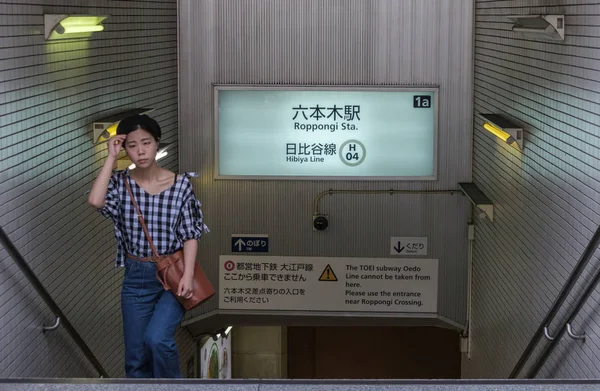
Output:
[509,224,600,378]
[525,255,600,377]
[0,226,109,378]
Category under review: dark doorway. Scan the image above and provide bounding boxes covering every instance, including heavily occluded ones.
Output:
[288,326,461,379]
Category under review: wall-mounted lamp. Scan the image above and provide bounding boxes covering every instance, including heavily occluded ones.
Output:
[212,326,233,341]
[479,113,524,150]
[116,143,171,170]
[507,15,564,41]
[44,14,109,40]
[92,108,154,144]
[459,183,494,222]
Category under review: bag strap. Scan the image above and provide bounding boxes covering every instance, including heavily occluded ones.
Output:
[123,174,160,259]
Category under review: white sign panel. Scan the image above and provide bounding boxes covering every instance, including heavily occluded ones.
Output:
[219,256,438,313]
[215,86,438,180]
[200,333,231,379]
[390,237,428,256]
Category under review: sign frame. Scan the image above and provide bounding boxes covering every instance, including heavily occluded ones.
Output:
[218,255,439,314]
[213,85,439,181]
[231,234,269,253]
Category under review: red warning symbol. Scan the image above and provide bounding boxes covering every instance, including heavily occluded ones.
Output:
[224,260,235,271]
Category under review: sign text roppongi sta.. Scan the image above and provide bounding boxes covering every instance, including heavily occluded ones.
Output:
[288,103,365,167]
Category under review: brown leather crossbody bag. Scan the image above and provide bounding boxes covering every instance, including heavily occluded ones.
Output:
[123,175,215,311]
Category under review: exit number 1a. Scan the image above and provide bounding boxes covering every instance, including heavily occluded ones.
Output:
[413,95,432,108]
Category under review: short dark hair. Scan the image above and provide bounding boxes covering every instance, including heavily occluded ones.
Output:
[116,114,161,142]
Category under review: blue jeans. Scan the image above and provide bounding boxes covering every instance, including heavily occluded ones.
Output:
[121,257,185,378]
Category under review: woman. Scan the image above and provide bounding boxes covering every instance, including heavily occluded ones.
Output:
[88,114,208,378]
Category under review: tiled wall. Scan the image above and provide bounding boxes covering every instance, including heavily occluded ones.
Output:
[0,0,195,377]
[463,2,600,378]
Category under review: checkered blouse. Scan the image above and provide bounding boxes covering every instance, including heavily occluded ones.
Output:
[98,169,209,267]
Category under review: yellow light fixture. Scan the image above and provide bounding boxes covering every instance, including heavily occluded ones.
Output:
[116,143,171,171]
[480,113,524,150]
[103,123,118,141]
[484,123,514,144]
[91,108,154,144]
[44,14,109,40]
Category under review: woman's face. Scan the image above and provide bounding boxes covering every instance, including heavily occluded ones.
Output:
[124,128,158,169]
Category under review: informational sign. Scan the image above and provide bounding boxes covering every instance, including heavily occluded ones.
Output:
[390,237,428,256]
[219,256,438,313]
[231,234,269,253]
[215,86,438,180]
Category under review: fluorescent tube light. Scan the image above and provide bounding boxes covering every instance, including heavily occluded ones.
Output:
[479,113,524,150]
[45,14,108,40]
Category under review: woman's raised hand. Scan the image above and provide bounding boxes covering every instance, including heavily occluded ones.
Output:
[108,135,127,158]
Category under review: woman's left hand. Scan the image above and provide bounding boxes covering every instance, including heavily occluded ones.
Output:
[178,273,194,299]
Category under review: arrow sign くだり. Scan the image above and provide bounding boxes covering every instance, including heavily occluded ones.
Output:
[390,237,428,256]
[393,241,405,253]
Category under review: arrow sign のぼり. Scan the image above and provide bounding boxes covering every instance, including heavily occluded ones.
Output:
[234,239,245,251]
[231,235,269,253]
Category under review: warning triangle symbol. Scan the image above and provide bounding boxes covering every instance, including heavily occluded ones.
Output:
[318,264,338,282]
